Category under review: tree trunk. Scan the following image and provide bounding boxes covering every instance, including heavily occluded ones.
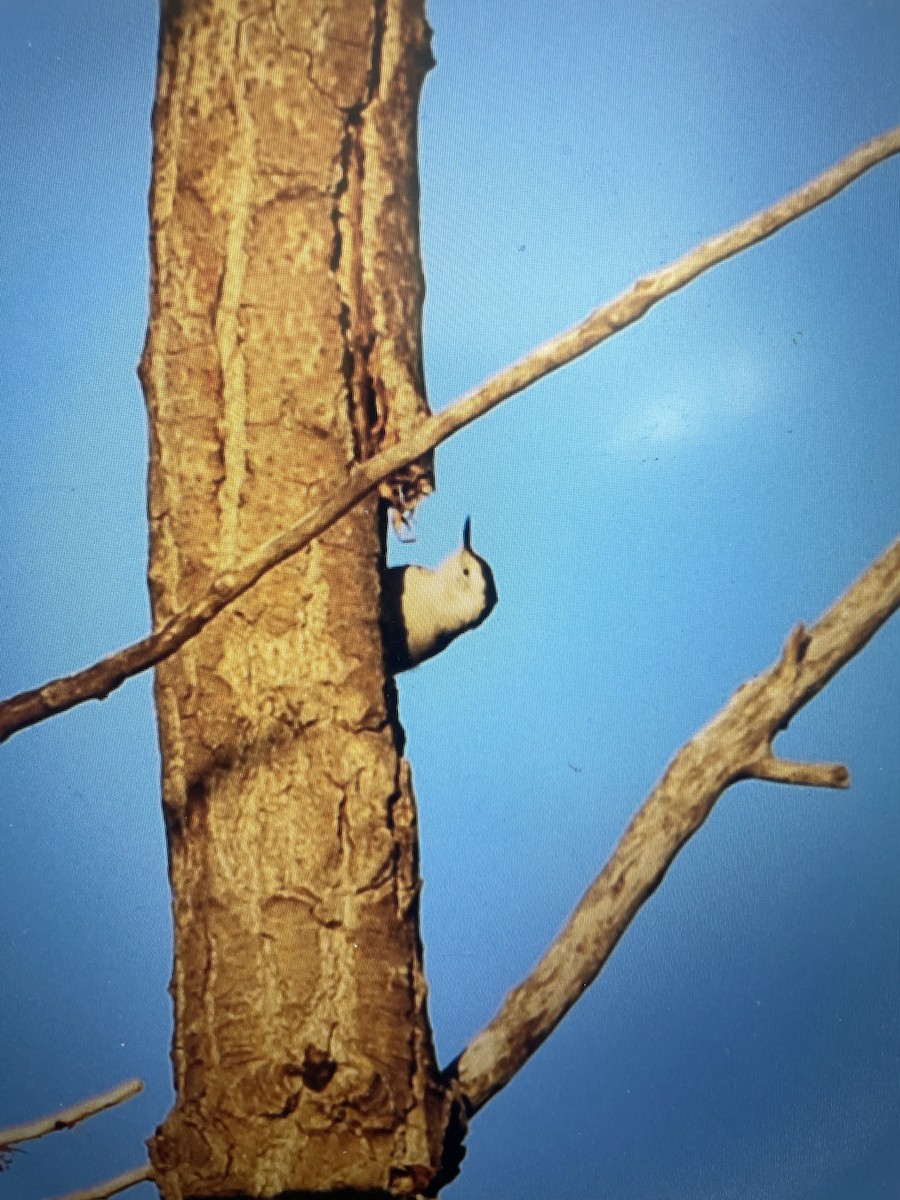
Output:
[139,2,450,1195]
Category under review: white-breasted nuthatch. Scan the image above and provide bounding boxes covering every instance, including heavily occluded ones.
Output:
[381,517,498,673]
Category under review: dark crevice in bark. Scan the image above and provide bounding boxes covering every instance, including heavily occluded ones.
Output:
[377,502,406,757]
[332,106,380,465]
[329,113,358,272]
[425,1093,470,1196]
[367,0,387,102]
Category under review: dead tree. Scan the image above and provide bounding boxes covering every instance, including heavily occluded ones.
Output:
[0,2,897,1198]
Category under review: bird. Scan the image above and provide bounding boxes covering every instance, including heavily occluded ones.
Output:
[381,517,498,673]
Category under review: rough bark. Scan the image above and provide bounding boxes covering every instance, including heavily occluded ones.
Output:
[140,2,448,1195]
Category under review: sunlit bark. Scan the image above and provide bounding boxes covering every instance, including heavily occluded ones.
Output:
[140,2,449,1195]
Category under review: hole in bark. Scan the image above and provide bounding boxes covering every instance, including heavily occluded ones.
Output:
[299,1044,337,1092]
[184,777,209,831]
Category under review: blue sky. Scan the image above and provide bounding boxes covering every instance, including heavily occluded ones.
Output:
[1,2,898,1198]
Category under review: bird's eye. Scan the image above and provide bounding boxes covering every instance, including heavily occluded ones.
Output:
[462,567,470,576]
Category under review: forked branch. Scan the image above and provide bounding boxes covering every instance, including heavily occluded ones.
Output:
[449,535,900,1114]
[0,126,898,745]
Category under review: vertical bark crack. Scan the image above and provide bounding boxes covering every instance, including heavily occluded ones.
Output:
[213,15,254,565]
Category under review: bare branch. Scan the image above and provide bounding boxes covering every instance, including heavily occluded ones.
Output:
[449,535,900,1115]
[744,754,849,788]
[45,1164,154,1200]
[0,1080,143,1149]
[0,127,898,745]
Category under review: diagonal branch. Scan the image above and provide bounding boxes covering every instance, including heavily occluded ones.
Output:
[0,127,898,745]
[0,1083,151,1200]
[46,1164,154,1200]
[0,1079,143,1149]
[448,535,900,1115]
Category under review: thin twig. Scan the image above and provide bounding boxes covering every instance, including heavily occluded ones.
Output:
[0,127,898,745]
[449,535,900,1114]
[44,1164,154,1200]
[744,755,849,788]
[0,1080,143,1149]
